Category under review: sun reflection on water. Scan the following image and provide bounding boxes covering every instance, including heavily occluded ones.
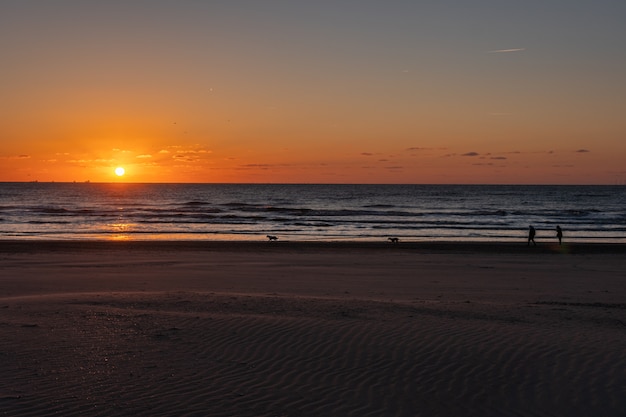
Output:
[104,222,136,241]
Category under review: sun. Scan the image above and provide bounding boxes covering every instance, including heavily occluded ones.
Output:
[115,167,125,177]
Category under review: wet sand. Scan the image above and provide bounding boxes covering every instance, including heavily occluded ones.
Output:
[1,241,625,416]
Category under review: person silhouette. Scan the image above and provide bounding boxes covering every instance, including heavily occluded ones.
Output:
[556,225,563,245]
[528,225,536,246]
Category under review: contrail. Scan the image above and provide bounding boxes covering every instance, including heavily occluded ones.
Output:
[488,48,526,53]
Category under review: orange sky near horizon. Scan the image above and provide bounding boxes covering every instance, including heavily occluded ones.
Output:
[1,1,625,184]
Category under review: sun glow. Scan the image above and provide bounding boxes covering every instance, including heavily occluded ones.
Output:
[115,167,125,177]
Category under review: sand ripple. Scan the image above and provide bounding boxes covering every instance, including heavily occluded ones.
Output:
[1,292,625,417]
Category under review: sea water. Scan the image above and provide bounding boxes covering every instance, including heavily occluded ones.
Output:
[0,183,624,242]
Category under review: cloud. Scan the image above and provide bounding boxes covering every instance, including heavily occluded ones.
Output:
[166,145,214,163]
[361,152,374,156]
[234,163,294,171]
[462,152,480,157]
[1,154,31,159]
[163,145,212,155]
[136,154,152,159]
[575,149,590,153]
[490,156,507,160]
[406,147,447,151]
[66,158,115,166]
[173,154,199,162]
[488,48,526,54]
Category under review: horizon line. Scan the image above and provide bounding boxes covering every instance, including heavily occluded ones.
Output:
[1,181,622,186]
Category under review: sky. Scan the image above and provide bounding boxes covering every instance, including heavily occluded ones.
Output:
[1,0,625,184]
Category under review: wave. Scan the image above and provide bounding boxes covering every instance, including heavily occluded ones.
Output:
[1,183,624,242]
[363,204,397,208]
[183,201,210,206]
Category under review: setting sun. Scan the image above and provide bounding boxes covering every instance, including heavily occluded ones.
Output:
[115,167,125,177]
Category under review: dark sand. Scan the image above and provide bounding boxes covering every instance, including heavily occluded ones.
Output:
[1,241,625,416]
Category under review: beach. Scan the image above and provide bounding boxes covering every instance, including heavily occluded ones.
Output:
[1,241,625,416]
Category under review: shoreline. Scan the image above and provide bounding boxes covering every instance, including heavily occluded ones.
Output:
[1,239,626,254]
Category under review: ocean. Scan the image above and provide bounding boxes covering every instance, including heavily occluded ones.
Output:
[0,183,624,242]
